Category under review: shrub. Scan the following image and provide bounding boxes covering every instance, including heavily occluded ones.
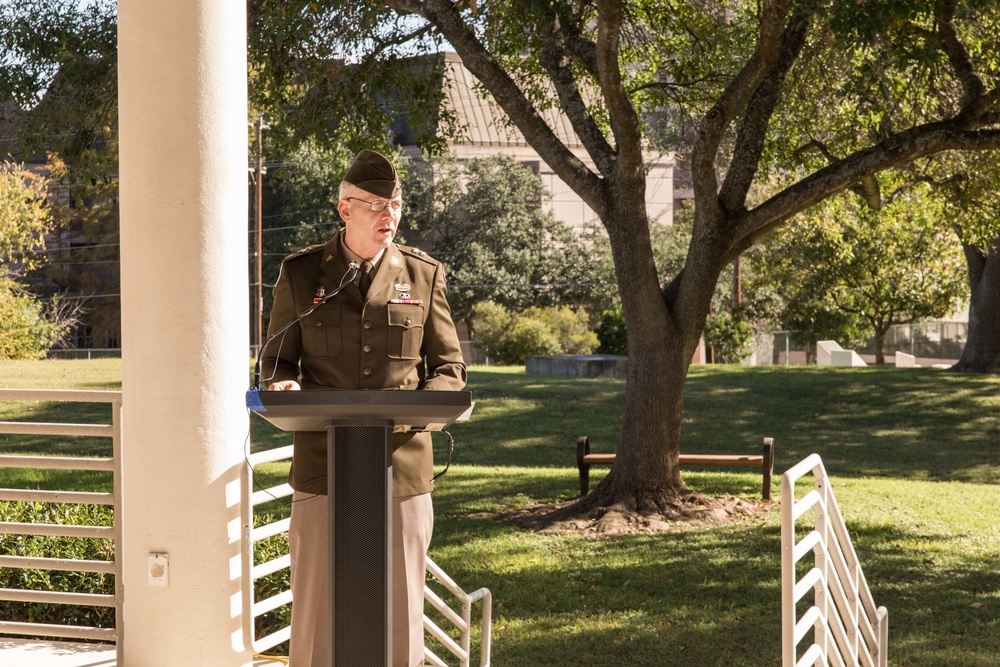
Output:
[703,312,755,363]
[595,302,627,355]
[527,306,599,356]
[0,279,66,359]
[0,500,294,649]
[0,501,116,630]
[472,302,598,365]
[252,510,291,653]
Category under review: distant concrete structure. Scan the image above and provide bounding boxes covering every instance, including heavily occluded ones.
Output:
[817,340,868,367]
[526,354,628,378]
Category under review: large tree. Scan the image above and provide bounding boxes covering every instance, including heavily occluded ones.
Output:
[248,0,1000,527]
[0,0,117,175]
[919,151,1000,373]
[1,0,119,347]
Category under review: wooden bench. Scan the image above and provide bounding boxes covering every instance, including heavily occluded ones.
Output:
[575,435,775,500]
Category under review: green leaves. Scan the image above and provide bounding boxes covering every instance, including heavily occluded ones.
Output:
[750,175,967,359]
[0,163,51,263]
[0,0,117,169]
[410,155,613,323]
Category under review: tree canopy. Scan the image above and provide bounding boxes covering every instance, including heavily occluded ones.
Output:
[404,154,612,324]
[0,0,117,177]
[251,0,1000,528]
[2,0,999,527]
[750,183,968,363]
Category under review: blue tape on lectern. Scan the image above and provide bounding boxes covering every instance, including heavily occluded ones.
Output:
[245,388,266,412]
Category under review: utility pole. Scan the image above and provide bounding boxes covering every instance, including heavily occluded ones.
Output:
[252,114,269,353]
[733,255,742,308]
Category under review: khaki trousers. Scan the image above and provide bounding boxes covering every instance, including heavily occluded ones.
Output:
[288,491,433,667]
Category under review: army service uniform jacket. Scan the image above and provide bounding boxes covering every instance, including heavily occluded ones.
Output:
[261,230,467,497]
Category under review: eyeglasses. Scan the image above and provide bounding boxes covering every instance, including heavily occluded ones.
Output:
[346,197,406,213]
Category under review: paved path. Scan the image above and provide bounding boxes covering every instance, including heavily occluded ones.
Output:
[0,640,287,667]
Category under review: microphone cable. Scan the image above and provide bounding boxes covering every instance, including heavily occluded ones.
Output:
[431,430,454,483]
[252,261,360,390]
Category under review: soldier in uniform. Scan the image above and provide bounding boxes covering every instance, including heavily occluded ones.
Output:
[261,149,467,667]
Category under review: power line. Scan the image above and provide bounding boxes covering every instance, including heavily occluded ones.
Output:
[255,208,339,221]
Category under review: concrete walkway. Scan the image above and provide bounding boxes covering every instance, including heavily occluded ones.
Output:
[0,640,287,667]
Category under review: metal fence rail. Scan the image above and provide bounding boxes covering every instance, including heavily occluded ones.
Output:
[423,558,492,667]
[781,454,888,667]
[241,444,295,654]
[242,442,492,664]
[0,388,123,662]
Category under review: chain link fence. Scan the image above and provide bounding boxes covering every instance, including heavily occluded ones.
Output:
[45,322,968,368]
[755,321,967,366]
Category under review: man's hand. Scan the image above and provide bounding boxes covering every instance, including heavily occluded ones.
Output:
[268,380,301,391]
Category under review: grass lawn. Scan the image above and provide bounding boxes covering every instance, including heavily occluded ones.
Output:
[2,359,1000,665]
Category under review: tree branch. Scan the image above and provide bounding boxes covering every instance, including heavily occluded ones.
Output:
[691,0,790,219]
[392,0,605,213]
[738,124,1000,248]
[557,5,599,79]
[934,0,985,118]
[719,8,809,215]
[794,138,882,210]
[538,16,616,177]
[594,0,644,178]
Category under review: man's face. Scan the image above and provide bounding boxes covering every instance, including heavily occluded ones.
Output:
[338,189,403,259]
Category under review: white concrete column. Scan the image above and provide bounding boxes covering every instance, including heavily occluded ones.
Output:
[118,0,251,664]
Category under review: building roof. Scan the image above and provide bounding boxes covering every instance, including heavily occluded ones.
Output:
[407,52,585,150]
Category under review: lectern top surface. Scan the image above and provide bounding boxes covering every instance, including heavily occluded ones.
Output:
[246,388,473,432]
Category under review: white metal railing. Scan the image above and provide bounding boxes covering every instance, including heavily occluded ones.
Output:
[242,443,492,664]
[781,454,888,667]
[0,389,123,663]
[423,558,492,667]
[241,443,295,654]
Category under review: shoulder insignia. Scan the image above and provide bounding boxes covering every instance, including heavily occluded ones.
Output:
[396,244,437,265]
[284,244,324,261]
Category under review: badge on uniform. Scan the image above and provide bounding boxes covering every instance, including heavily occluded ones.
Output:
[393,283,413,300]
[313,286,326,303]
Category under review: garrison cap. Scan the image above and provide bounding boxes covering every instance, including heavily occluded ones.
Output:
[344,149,401,199]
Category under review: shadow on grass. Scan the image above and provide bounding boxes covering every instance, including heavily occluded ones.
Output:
[842,521,1000,666]
[432,510,784,667]
[14,365,996,485]
[432,487,1000,667]
[682,366,1000,484]
[455,366,1000,485]
[0,394,120,459]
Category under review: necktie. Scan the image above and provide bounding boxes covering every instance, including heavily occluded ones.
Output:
[358,260,373,299]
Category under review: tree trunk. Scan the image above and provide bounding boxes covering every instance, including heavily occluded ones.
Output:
[874,327,886,365]
[547,195,720,525]
[953,235,1000,373]
[591,317,691,512]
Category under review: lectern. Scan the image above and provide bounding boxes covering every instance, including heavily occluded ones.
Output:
[246,388,473,667]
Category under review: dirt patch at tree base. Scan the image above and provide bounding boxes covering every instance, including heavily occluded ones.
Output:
[504,493,776,537]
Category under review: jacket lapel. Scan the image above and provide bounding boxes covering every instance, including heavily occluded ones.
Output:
[318,232,407,304]
[318,233,363,301]
[368,244,406,302]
